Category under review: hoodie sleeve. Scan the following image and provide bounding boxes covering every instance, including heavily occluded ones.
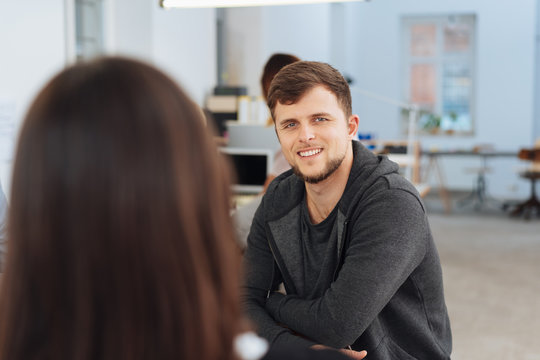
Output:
[242,194,318,349]
[264,184,430,348]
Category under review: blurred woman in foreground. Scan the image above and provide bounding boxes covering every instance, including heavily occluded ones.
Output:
[0,57,353,360]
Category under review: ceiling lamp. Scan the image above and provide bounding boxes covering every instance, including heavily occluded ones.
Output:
[160,0,367,9]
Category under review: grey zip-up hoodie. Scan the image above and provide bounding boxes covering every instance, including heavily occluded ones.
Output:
[243,141,452,359]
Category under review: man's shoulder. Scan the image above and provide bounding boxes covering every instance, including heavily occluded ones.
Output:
[263,170,304,215]
[340,168,425,220]
[347,142,420,200]
[376,172,424,205]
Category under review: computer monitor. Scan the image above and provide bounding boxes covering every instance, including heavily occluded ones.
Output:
[225,122,281,152]
[220,147,274,194]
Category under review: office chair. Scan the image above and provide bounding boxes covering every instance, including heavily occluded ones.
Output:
[509,146,540,219]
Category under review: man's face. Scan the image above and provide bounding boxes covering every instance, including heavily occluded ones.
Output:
[274,85,358,184]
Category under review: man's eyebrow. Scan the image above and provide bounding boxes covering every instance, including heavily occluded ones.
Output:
[278,117,296,125]
[311,112,333,118]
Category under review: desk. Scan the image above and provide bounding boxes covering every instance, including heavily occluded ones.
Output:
[422,150,517,213]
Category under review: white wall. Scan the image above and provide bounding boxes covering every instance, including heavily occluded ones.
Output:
[107,2,216,106]
[223,7,264,92]
[0,0,67,195]
[341,0,538,198]
[225,4,332,96]
[534,0,540,141]
[152,6,217,105]
[107,0,153,62]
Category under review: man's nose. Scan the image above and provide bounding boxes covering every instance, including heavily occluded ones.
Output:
[298,124,315,142]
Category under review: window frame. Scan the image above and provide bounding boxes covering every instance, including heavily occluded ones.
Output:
[401,14,477,136]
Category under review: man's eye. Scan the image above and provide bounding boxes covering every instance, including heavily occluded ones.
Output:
[284,122,296,129]
[315,117,328,122]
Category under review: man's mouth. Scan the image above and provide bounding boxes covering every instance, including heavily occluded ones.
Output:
[298,148,322,157]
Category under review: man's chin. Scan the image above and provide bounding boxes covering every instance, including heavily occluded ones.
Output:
[292,156,344,184]
[293,167,330,184]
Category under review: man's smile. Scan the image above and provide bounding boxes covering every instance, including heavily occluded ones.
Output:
[298,148,323,157]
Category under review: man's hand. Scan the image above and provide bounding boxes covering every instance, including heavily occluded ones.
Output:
[339,348,367,360]
[311,344,367,360]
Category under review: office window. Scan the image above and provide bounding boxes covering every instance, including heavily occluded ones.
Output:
[402,15,476,135]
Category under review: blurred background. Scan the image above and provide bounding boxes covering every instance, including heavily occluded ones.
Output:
[1,0,539,199]
[1,1,539,358]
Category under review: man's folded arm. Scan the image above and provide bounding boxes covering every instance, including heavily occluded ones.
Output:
[243,286,318,348]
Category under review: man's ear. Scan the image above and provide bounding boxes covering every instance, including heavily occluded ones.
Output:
[347,115,359,139]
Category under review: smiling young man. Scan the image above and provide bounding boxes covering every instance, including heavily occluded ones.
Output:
[242,61,452,360]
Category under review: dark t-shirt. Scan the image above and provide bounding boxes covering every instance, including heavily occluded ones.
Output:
[300,197,338,299]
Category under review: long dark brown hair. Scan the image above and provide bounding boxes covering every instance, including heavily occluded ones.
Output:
[0,57,242,360]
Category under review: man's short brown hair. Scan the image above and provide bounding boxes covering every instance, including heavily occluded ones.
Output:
[267,61,352,121]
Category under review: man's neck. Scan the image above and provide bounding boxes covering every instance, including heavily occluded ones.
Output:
[305,146,354,224]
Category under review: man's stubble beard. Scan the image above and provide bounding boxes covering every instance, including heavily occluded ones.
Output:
[291,152,346,184]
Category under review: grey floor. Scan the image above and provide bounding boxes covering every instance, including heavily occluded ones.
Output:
[423,191,540,360]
